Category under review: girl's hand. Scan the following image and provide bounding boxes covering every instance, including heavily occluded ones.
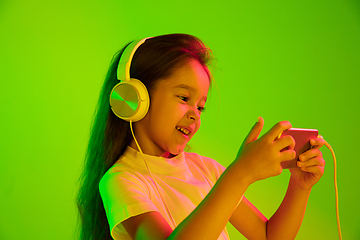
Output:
[289,137,326,190]
[231,117,296,186]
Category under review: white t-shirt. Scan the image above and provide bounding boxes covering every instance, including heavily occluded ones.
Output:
[99,146,230,240]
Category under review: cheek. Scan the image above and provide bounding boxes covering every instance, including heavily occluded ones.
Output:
[148,105,175,132]
[190,120,201,138]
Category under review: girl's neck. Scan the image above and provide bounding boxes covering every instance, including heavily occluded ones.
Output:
[129,140,176,158]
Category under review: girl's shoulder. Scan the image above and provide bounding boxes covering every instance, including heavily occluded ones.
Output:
[99,155,151,200]
[99,154,145,188]
[184,152,226,180]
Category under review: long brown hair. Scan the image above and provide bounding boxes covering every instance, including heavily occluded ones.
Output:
[77,33,213,240]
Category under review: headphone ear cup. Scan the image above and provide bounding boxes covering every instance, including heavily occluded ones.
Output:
[110,78,150,122]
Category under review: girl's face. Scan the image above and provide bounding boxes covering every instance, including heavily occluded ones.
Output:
[131,59,210,157]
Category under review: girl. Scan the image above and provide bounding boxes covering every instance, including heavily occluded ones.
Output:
[77,34,325,240]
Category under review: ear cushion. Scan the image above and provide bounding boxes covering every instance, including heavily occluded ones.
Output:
[110,78,150,122]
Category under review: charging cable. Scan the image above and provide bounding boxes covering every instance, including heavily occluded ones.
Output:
[321,137,342,240]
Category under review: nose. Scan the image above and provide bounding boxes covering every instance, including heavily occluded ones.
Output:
[188,107,200,122]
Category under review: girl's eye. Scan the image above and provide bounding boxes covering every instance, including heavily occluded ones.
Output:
[179,96,188,102]
[197,106,205,113]
[178,96,205,113]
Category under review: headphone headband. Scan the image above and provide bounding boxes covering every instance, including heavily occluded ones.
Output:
[117,37,151,80]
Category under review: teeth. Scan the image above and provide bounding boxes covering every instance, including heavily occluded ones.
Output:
[176,127,190,135]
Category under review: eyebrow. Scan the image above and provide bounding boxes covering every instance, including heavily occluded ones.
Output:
[173,84,196,91]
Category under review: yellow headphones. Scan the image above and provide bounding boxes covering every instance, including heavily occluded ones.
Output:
[110,38,151,122]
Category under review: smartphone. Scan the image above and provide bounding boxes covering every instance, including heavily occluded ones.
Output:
[279,128,319,169]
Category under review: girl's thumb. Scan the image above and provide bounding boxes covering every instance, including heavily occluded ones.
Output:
[243,116,264,145]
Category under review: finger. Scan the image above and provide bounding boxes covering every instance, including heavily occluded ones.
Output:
[243,116,264,145]
[299,165,324,175]
[264,121,292,142]
[297,156,325,168]
[276,135,295,151]
[299,148,323,162]
[310,137,325,149]
[298,157,325,172]
[280,149,296,162]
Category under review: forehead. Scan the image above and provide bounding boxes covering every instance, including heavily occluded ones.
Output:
[156,59,210,95]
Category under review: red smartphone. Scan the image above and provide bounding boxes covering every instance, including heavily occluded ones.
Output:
[279,128,319,169]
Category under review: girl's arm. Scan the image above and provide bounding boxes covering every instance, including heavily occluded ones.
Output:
[229,177,311,240]
[123,118,296,240]
[230,137,325,240]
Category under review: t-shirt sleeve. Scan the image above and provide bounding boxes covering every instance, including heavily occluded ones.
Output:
[199,155,226,181]
[99,167,159,239]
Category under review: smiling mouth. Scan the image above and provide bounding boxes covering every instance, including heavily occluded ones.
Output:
[176,127,190,135]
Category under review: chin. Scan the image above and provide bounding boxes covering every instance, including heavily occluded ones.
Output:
[168,145,186,156]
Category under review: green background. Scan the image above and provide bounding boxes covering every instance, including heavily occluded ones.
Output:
[1,0,359,239]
